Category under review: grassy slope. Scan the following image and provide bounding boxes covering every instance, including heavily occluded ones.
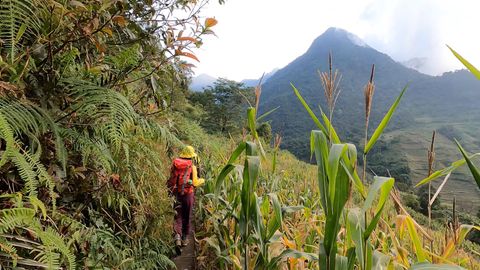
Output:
[381,117,480,212]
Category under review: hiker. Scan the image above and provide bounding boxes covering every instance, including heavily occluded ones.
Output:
[167,145,204,248]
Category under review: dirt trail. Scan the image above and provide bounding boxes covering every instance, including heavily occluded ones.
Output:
[173,230,197,270]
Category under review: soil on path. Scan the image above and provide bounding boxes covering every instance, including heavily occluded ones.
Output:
[173,230,197,270]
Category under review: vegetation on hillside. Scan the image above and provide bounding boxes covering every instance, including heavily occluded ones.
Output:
[0,0,223,268]
[195,59,480,269]
[1,0,479,269]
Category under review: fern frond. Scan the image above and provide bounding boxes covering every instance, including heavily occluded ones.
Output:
[0,208,35,233]
[36,227,76,270]
[10,151,38,197]
[0,111,15,168]
[0,236,18,266]
[60,78,137,151]
[0,0,40,62]
[28,196,47,220]
[0,97,67,169]
[61,128,115,172]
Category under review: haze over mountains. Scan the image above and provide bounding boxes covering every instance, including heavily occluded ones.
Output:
[258,27,480,210]
[190,69,278,91]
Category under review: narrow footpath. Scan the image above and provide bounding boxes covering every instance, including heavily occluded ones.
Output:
[173,229,196,269]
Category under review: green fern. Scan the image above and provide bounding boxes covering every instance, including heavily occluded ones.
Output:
[0,97,67,169]
[36,227,76,270]
[0,0,40,62]
[0,204,76,269]
[61,78,137,150]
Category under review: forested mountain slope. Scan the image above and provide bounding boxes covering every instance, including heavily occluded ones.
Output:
[259,27,480,209]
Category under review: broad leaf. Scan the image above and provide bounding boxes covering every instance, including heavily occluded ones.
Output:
[455,139,480,189]
[364,85,408,154]
[292,84,327,135]
[447,45,480,80]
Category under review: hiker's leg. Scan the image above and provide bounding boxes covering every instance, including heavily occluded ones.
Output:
[173,196,183,236]
[181,192,194,238]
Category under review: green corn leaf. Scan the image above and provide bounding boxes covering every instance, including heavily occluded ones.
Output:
[247,108,265,157]
[291,83,327,135]
[215,164,236,195]
[346,247,356,270]
[245,141,258,156]
[405,216,427,262]
[454,139,480,189]
[410,262,465,270]
[447,45,480,80]
[320,109,340,143]
[416,153,480,187]
[247,107,258,138]
[364,85,408,154]
[311,130,329,213]
[257,106,279,123]
[266,193,282,240]
[363,177,394,239]
[227,142,246,164]
[253,194,265,246]
[327,144,348,204]
[347,208,365,268]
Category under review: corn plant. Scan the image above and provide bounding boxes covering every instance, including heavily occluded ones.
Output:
[290,56,472,269]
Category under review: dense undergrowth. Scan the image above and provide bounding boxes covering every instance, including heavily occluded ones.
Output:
[0,0,223,268]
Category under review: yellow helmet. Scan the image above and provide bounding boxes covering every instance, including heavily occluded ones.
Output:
[179,145,197,159]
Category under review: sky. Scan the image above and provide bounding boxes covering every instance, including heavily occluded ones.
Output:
[191,0,480,81]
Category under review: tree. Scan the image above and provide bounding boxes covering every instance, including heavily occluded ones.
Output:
[189,78,254,134]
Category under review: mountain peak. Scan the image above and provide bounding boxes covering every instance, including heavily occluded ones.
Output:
[312,27,368,48]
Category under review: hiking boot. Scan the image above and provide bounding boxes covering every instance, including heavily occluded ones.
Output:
[181,235,188,247]
[174,234,181,247]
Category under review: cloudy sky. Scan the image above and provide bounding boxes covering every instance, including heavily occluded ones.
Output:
[193,0,480,81]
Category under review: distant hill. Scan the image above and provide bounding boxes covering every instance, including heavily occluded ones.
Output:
[259,27,480,211]
[190,73,217,91]
[241,68,279,87]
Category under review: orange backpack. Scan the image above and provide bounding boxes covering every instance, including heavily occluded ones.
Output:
[168,158,193,195]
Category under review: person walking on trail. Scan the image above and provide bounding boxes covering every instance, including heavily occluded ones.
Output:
[167,145,204,248]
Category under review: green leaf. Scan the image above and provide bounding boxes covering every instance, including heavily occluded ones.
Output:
[311,130,329,213]
[364,85,408,154]
[257,106,279,123]
[363,177,394,239]
[291,84,327,135]
[405,216,427,262]
[416,153,480,187]
[320,109,340,143]
[215,164,236,195]
[454,139,480,189]
[266,193,282,240]
[410,262,465,270]
[347,208,365,268]
[247,107,258,138]
[227,142,246,164]
[447,45,480,80]
[327,144,348,203]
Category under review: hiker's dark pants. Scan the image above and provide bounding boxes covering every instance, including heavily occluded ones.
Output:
[174,192,194,238]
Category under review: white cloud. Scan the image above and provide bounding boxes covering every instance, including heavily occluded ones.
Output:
[193,0,480,80]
